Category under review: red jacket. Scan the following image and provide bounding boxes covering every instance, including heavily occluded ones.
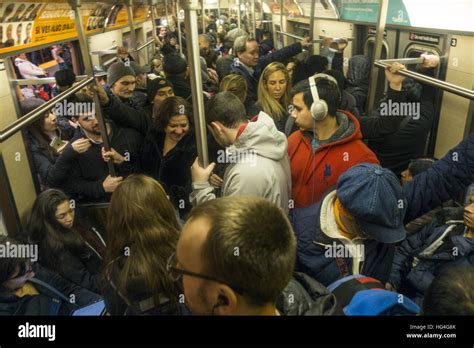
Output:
[288,110,379,208]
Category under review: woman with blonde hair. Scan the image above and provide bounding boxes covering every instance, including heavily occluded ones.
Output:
[249,62,292,134]
[219,73,247,104]
[102,174,182,315]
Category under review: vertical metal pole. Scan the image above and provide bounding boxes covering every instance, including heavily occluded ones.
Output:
[217,0,220,18]
[149,0,158,60]
[180,0,209,167]
[176,1,183,54]
[125,0,139,63]
[165,0,169,26]
[366,0,389,115]
[202,0,205,33]
[279,0,283,45]
[310,0,315,54]
[237,0,241,29]
[70,0,116,176]
[252,0,256,38]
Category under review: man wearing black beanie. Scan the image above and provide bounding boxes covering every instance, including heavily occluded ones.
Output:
[163,53,191,100]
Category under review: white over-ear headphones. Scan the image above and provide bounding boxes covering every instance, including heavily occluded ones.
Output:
[308,73,339,121]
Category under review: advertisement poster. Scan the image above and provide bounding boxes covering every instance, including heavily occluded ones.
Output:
[0,2,149,56]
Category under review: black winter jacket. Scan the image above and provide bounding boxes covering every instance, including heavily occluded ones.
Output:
[0,264,101,316]
[52,122,143,203]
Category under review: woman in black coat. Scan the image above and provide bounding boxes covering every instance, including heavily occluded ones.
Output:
[22,98,89,189]
[25,189,106,294]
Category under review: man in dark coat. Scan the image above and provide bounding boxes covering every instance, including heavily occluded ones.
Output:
[230,35,312,110]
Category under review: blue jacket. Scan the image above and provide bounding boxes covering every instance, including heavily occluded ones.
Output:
[230,42,303,110]
[292,133,474,286]
[388,221,474,302]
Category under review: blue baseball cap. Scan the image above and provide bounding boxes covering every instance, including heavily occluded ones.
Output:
[336,163,407,243]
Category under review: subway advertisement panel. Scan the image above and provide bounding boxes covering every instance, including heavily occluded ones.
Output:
[0,1,150,56]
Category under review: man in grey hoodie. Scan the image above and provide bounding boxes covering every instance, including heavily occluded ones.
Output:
[190,91,291,214]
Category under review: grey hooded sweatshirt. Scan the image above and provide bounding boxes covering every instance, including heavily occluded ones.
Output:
[190,112,291,213]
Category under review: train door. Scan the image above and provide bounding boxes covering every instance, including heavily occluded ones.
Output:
[358,26,398,105]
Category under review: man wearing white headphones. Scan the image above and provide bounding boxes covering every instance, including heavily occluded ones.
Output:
[288,73,380,208]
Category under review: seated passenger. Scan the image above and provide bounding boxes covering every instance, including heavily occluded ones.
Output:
[190,92,291,214]
[22,98,87,189]
[25,189,106,294]
[288,74,379,208]
[172,196,339,315]
[422,266,474,315]
[103,175,182,315]
[387,195,474,304]
[0,236,101,315]
[248,62,292,134]
[50,94,143,203]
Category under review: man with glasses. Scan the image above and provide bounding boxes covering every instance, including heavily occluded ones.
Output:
[168,196,296,315]
[168,196,340,316]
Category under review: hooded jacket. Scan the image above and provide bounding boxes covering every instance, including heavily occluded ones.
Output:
[345,55,370,114]
[190,112,291,213]
[291,190,395,287]
[388,221,474,303]
[290,134,474,288]
[288,110,379,208]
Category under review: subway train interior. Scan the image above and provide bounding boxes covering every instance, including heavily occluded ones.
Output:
[0,0,473,327]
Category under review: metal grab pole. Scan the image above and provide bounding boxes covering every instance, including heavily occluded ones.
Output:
[125,0,139,63]
[366,0,389,116]
[252,0,256,38]
[310,0,315,54]
[165,0,169,26]
[134,39,156,51]
[12,75,89,86]
[237,0,241,29]
[276,31,303,41]
[176,1,183,54]
[202,0,205,33]
[180,0,209,167]
[71,0,116,176]
[0,77,95,143]
[148,0,159,57]
[377,57,424,65]
[374,61,474,100]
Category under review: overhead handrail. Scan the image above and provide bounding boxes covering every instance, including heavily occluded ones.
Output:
[275,31,319,43]
[90,49,119,55]
[103,56,119,67]
[377,57,424,65]
[134,38,156,52]
[375,59,474,100]
[312,37,355,44]
[0,76,95,144]
[12,75,89,86]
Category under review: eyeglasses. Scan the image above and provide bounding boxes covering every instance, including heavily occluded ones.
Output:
[166,252,245,295]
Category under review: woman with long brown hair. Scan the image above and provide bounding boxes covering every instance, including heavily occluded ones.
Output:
[103,174,182,315]
[249,62,292,134]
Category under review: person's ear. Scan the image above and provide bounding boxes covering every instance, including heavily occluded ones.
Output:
[212,285,238,315]
[210,121,223,135]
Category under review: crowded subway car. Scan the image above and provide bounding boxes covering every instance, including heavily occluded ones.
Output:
[0,0,473,326]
